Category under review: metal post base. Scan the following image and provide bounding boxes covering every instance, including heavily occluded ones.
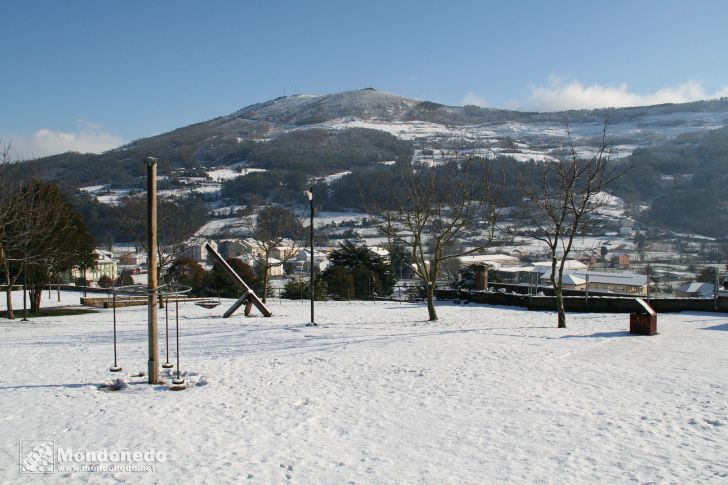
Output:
[109,366,123,372]
[162,362,174,368]
[169,378,186,391]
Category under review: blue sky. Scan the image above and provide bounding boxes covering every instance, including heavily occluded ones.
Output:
[1,0,727,157]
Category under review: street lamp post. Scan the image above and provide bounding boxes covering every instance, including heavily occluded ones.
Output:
[305,187,317,326]
[22,264,28,321]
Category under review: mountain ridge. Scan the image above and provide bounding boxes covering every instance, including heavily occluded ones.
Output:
[12,89,728,205]
[113,88,728,154]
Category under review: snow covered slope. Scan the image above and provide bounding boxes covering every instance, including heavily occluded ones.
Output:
[0,291,726,483]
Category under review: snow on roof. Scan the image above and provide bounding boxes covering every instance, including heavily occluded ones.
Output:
[495,265,534,273]
[367,246,390,257]
[459,254,519,269]
[541,270,647,287]
[676,282,714,296]
[532,260,588,273]
[562,274,587,286]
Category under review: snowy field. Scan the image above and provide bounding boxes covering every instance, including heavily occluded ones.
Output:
[0,291,726,484]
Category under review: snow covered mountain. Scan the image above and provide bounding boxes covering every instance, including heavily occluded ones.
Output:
[29,88,728,190]
[115,88,728,169]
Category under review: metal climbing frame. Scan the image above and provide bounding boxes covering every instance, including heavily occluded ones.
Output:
[205,242,272,318]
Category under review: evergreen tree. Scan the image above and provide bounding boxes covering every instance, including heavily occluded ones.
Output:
[322,241,395,299]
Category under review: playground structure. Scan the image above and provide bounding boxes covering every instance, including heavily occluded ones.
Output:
[106,157,271,390]
[108,283,191,383]
[205,242,272,318]
[106,158,190,387]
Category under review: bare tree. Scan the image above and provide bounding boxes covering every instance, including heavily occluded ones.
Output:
[1,175,93,317]
[244,206,303,303]
[118,195,207,277]
[516,123,625,328]
[0,141,20,317]
[366,160,499,321]
[23,183,95,312]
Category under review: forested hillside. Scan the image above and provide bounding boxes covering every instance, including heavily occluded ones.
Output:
[616,126,728,237]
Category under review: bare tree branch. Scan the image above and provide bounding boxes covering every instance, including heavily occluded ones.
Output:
[514,121,627,328]
[365,159,499,321]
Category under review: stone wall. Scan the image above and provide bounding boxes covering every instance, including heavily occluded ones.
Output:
[436,289,728,313]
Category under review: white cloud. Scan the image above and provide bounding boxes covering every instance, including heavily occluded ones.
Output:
[1,122,124,159]
[716,85,728,98]
[462,92,488,107]
[528,76,728,111]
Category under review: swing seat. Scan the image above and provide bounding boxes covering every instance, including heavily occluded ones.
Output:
[195,300,220,309]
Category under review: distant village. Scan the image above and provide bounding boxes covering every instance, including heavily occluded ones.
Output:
[69,224,728,300]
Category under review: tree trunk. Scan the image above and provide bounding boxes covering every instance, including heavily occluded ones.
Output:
[262,266,269,304]
[555,285,566,328]
[5,286,14,320]
[30,289,42,314]
[425,282,438,321]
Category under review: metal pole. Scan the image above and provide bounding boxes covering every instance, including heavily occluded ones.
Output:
[110,292,121,372]
[113,293,117,364]
[529,273,533,305]
[173,297,183,384]
[22,265,28,321]
[146,157,160,384]
[309,187,316,326]
[647,266,651,302]
[163,296,173,368]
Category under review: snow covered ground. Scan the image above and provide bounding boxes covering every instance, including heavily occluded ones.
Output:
[314,211,368,228]
[207,167,268,181]
[0,291,726,484]
[194,217,245,237]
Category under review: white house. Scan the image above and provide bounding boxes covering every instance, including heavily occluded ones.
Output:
[271,245,298,262]
[69,249,117,285]
[293,249,329,273]
[183,239,218,263]
[235,254,286,277]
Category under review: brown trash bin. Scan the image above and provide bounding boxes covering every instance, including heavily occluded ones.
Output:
[630,298,657,335]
